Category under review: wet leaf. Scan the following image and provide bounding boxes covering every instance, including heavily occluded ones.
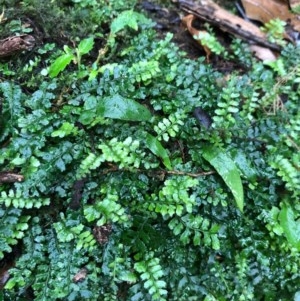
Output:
[202,144,244,212]
[77,37,94,56]
[145,133,172,170]
[279,203,300,250]
[49,53,73,78]
[241,0,300,31]
[100,94,151,121]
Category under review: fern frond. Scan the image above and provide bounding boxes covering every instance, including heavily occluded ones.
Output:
[84,186,129,226]
[98,136,142,169]
[128,60,160,84]
[76,152,103,178]
[134,252,167,301]
[270,155,300,196]
[153,111,185,142]
[213,77,240,128]
[0,189,50,208]
[0,207,30,259]
[168,213,220,249]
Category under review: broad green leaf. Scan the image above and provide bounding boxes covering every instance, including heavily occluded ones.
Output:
[202,144,244,212]
[230,149,257,182]
[49,53,73,78]
[100,94,151,121]
[279,203,300,250]
[77,37,94,55]
[145,133,172,170]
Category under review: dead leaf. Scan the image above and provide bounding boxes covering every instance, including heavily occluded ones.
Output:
[249,44,277,61]
[93,224,112,245]
[0,8,6,24]
[72,267,88,283]
[241,0,300,32]
[182,14,212,60]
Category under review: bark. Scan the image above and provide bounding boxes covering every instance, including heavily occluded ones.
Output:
[177,0,282,51]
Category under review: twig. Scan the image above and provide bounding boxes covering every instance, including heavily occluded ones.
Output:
[99,165,215,178]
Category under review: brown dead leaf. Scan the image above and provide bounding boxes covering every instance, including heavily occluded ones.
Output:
[0,8,6,24]
[182,14,211,60]
[72,267,88,283]
[241,0,300,31]
[249,44,277,61]
[93,224,112,245]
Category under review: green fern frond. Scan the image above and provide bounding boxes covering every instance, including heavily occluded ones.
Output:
[213,77,241,128]
[168,214,220,249]
[134,252,167,301]
[98,137,142,169]
[0,207,30,259]
[128,60,161,84]
[270,155,300,196]
[0,189,50,208]
[84,187,129,226]
[153,111,185,142]
[76,152,103,178]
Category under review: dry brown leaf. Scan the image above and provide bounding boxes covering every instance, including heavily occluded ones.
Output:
[249,44,277,61]
[72,267,88,283]
[93,224,112,245]
[241,0,300,31]
[181,14,211,60]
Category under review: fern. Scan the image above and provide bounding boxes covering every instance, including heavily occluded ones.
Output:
[0,207,30,259]
[98,137,142,169]
[153,111,186,142]
[128,60,161,84]
[53,213,97,252]
[213,76,241,128]
[0,82,24,143]
[141,176,199,217]
[0,189,50,208]
[270,155,300,196]
[168,213,220,249]
[134,252,167,301]
[76,152,103,179]
[84,186,129,226]
[1,3,300,300]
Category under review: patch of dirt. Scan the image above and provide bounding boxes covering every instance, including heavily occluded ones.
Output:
[139,0,204,58]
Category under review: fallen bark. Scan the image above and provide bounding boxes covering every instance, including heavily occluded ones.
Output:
[177,0,282,51]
